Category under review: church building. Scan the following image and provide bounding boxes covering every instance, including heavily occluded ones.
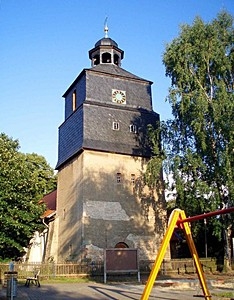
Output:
[55,25,168,264]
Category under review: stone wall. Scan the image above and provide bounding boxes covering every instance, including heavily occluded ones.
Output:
[55,150,169,262]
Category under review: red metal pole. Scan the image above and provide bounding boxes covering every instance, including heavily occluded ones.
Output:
[177,207,234,225]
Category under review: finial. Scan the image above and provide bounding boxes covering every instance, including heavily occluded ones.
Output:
[104,17,108,38]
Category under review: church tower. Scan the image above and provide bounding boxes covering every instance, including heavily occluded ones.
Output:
[55,26,168,264]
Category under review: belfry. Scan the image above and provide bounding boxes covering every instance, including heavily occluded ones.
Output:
[55,25,169,264]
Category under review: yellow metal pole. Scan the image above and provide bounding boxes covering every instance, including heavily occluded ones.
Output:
[180,210,212,300]
[140,209,182,300]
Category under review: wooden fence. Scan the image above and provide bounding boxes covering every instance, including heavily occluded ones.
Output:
[0,258,218,281]
[0,262,101,280]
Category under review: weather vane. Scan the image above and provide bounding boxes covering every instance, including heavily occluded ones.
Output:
[104,17,108,38]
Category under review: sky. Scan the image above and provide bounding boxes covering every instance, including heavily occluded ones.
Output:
[0,0,233,169]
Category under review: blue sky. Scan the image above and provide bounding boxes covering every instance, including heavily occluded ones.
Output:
[0,1,233,168]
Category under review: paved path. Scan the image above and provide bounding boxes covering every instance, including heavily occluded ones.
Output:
[0,281,232,300]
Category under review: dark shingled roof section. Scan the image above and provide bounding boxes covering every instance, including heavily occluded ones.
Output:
[58,62,157,169]
[63,64,152,98]
[89,64,152,83]
[95,37,118,47]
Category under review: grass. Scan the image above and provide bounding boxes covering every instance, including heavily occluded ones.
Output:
[17,276,92,285]
[43,276,92,283]
[17,274,142,285]
[212,291,234,299]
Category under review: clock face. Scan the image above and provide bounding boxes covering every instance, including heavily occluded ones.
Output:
[112,89,126,104]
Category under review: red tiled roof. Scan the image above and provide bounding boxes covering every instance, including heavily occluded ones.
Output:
[39,190,57,210]
[42,209,56,219]
[39,190,57,219]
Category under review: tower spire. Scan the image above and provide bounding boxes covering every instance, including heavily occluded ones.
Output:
[104,17,108,38]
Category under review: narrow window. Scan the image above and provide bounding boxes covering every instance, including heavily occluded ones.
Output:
[112,122,119,130]
[63,208,66,220]
[130,124,137,133]
[72,90,77,111]
[116,173,121,184]
[114,54,119,65]
[131,174,135,185]
[69,244,73,255]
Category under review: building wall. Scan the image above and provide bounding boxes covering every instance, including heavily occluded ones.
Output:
[56,153,84,261]
[56,149,168,262]
[44,218,59,262]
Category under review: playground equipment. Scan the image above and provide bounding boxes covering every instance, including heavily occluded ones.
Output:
[141,207,234,300]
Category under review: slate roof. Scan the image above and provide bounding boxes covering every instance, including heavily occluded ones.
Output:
[63,64,152,98]
[89,64,152,83]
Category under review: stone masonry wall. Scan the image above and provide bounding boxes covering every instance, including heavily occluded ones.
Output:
[56,150,169,262]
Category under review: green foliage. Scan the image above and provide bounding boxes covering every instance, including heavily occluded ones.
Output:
[0,133,57,260]
[148,11,234,258]
[144,123,166,189]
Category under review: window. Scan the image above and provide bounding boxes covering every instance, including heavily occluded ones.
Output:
[102,52,111,63]
[112,122,119,130]
[114,54,119,65]
[131,174,135,185]
[63,208,66,220]
[69,244,73,255]
[130,124,137,133]
[72,90,77,111]
[93,54,100,66]
[115,242,129,248]
[116,173,122,184]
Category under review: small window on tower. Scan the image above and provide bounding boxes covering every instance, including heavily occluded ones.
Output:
[131,174,135,185]
[114,54,119,65]
[116,173,122,184]
[72,90,77,111]
[130,124,137,133]
[112,122,119,130]
[93,54,100,66]
[102,52,111,63]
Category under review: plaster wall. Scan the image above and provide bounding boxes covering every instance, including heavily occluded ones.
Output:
[56,153,84,261]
